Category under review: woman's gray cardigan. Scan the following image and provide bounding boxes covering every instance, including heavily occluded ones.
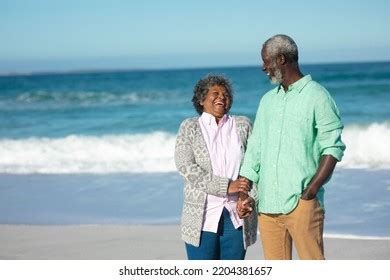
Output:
[174,115,258,248]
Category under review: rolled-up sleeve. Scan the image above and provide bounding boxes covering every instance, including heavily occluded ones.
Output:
[315,96,346,161]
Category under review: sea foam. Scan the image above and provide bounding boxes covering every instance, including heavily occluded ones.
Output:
[0,132,176,173]
[0,123,389,174]
[339,122,390,169]
[0,90,161,110]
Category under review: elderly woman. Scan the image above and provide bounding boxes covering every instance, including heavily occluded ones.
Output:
[174,74,257,260]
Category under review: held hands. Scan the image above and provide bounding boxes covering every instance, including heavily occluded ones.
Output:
[227,177,251,195]
[228,177,254,218]
[237,195,255,218]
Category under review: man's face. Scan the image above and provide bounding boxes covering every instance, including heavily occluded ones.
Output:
[261,47,283,85]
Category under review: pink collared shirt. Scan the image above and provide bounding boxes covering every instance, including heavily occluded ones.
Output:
[198,112,243,233]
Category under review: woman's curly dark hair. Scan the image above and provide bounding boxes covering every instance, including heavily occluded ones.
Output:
[192,74,233,115]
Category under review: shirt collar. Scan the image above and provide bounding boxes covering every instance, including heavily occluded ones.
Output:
[200,112,229,127]
[277,74,312,94]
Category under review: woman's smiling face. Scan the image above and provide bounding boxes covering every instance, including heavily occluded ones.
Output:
[200,85,230,120]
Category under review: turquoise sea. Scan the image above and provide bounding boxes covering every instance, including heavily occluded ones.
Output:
[0,62,389,238]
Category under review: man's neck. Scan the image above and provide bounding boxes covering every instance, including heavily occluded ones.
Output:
[281,69,303,92]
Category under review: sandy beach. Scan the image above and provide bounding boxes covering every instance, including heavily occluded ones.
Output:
[1,224,389,260]
[1,171,390,260]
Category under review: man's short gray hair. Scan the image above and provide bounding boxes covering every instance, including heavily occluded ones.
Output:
[263,34,299,66]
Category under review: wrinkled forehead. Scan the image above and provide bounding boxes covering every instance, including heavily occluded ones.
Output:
[208,84,226,91]
[205,83,227,94]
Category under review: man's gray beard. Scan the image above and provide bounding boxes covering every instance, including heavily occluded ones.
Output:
[270,68,283,85]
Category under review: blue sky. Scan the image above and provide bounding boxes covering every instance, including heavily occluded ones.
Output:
[0,0,389,73]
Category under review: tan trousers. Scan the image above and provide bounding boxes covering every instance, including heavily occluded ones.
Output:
[258,198,325,260]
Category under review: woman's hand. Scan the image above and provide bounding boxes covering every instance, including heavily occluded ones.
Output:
[227,177,251,195]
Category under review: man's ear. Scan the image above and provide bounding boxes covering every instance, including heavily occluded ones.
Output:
[277,54,286,65]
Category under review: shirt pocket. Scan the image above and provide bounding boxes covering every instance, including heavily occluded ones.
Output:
[284,113,311,143]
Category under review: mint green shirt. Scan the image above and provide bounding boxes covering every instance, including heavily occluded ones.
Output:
[240,75,345,214]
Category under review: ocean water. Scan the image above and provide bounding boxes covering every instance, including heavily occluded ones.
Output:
[0,62,389,237]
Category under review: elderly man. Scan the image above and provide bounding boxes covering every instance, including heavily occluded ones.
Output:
[239,34,346,260]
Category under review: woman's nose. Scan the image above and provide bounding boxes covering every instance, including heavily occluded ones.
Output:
[217,92,226,99]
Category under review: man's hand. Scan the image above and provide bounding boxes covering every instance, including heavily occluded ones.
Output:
[301,155,338,200]
[301,186,317,200]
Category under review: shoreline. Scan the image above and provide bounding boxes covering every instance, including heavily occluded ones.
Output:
[2,223,390,240]
[1,224,389,260]
[1,169,390,237]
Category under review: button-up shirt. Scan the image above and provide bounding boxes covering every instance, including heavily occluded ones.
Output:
[240,75,346,213]
[199,112,243,232]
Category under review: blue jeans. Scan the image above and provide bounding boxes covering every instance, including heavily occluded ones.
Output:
[185,207,246,260]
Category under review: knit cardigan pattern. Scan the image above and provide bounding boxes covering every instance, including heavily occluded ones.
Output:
[174,115,258,248]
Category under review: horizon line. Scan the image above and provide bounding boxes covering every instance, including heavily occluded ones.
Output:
[1,59,389,77]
